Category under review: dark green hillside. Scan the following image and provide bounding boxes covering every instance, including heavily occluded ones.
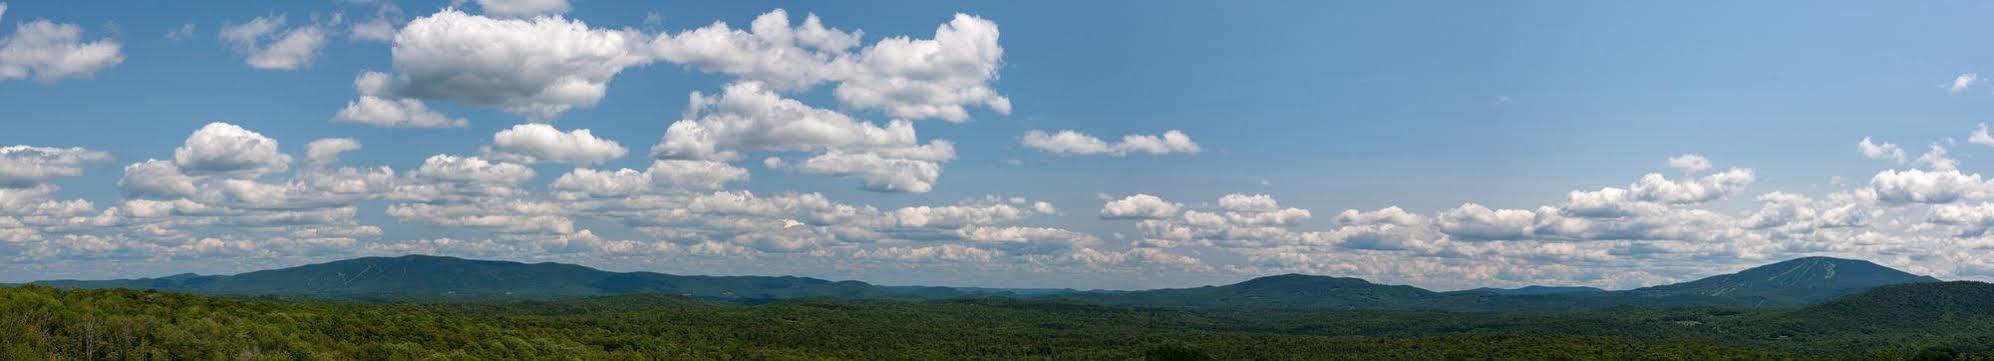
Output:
[1733,281,1994,355]
[1788,281,1994,324]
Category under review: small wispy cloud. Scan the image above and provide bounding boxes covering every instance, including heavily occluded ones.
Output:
[1948,73,1978,93]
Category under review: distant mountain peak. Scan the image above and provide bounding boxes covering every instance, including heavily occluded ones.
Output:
[1631,256,1940,306]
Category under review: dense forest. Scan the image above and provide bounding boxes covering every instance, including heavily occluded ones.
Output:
[5,282,1994,360]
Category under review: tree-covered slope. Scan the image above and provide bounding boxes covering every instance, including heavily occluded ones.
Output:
[11,283,1994,359]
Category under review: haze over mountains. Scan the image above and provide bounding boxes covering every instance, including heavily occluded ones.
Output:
[31,255,1943,310]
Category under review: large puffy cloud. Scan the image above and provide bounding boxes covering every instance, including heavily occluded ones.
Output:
[1435,203,1537,241]
[1552,160,1753,218]
[487,123,627,165]
[650,9,859,90]
[657,82,955,193]
[649,10,1009,122]
[792,146,952,193]
[332,71,469,128]
[218,15,327,71]
[1869,168,1989,204]
[653,81,919,161]
[833,14,1009,122]
[1627,168,1754,204]
[172,122,292,177]
[0,146,113,187]
[1021,130,1200,156]
[0,15,124,83]
[383,9,653,120]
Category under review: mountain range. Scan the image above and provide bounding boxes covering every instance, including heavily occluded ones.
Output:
[30,255,981,301]
[28,255,1944,310]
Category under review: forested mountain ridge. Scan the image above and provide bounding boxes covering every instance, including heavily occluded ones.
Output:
[1056,256,1942,310]
[1623,256,1942,306]
[29,255,975,301]
[28,255,1945,310]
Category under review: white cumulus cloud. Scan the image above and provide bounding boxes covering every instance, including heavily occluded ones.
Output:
[172,122,292,177]
[219,15,328,71]
[384,9,653,120]
[1101,194,1182,220]
[1021,129,1199,156]
[0,16,125,83]
[0,146,113,187]
[305,138,361,165]
[487,123,628,165]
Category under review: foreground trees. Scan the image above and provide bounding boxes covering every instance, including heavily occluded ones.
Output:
[2,285,1990,360]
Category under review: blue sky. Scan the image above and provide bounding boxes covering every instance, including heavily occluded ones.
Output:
[6,1,1994,290]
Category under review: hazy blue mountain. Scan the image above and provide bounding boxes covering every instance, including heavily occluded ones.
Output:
[1622,256,1941,307]
[1057,256,1941,311]
[32,255,965,301]
[1059,274,1443,310]
[32,255,1942,310]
